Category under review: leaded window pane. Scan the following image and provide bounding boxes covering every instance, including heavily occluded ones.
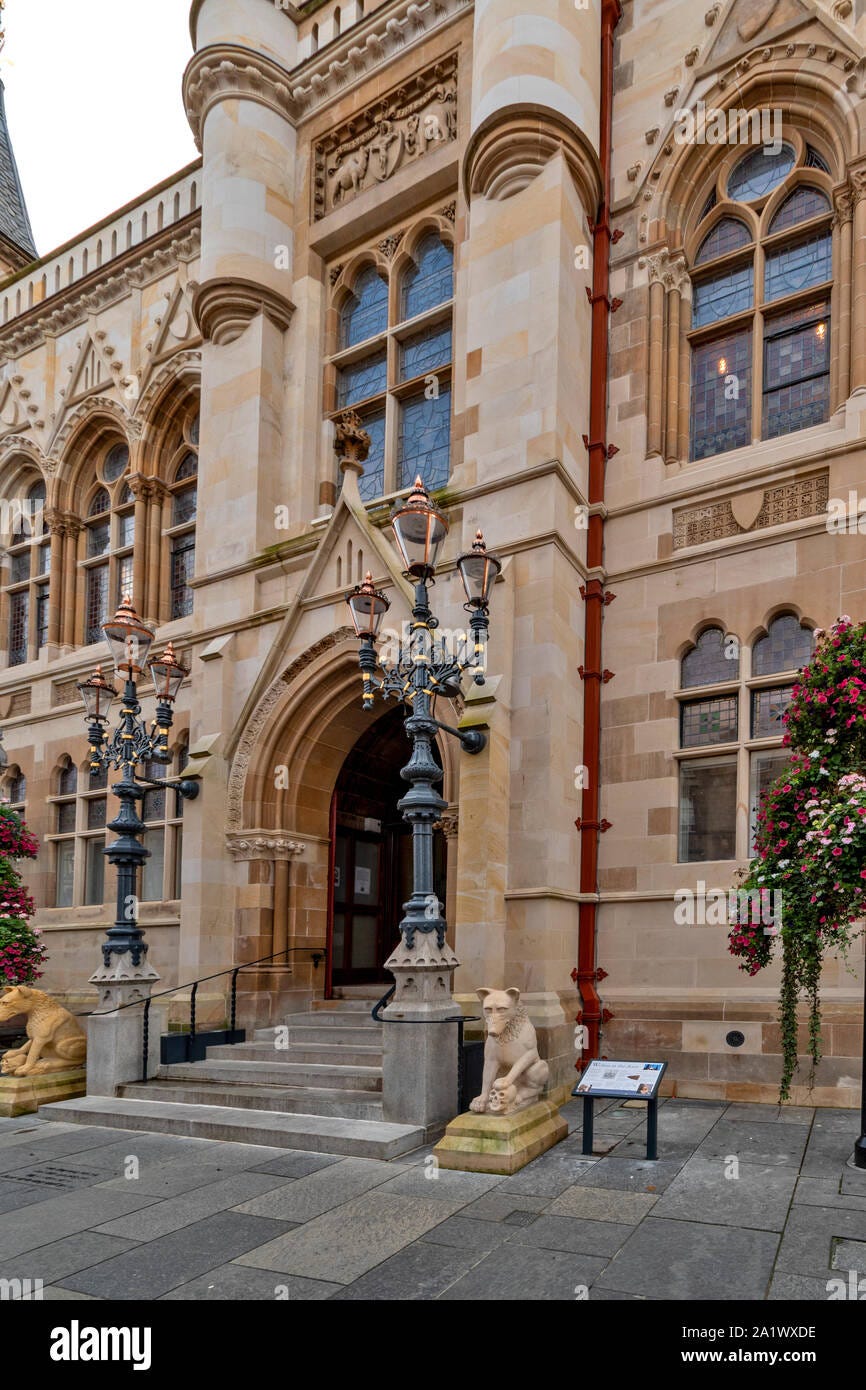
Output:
[752,615,814,675]
[401,237,453,321]
[769,187,831,234]
[84,837,105,906]
[695,218,751,266]
[118,513,135,547]
[87,797,107,830]
[355,409,385,503]
[764,231,831,302]
[175,451,198,482]
[37,541,50,576]
[699,189,717,223]
[142,828,165,902]
[88,489,110,517]
[58,764,77,796]
[86,564,109,644]
[173,485,197,528]
[340,268,388,348]
[681,627,737,687]
[143,786,166,821]
[170,538,195,619]
[762,303,830,439]
[10,551,30,584]
[35,586,49,650]
[679,757,737,862]
[55,840,74,908]
[187,415,200,446]
[727,144,795,201]
[399,324,452,382]
[397,387,451,491]
[8,775,25,804]
[692,263,753,327]
[89,765,108,791]
[337,351,387,409]
[103,444,129,482]
[680,695,738,748]
[751,685,794,738]
[116,554,134,607]
[8,591,27,666]
[805,146,830,173]
[690,328,752,461]
[56,801,76,833]
[87,521,110,558]
[174,826,183,896]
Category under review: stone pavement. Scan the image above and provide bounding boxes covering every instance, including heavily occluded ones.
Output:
[0,1096,863,1301]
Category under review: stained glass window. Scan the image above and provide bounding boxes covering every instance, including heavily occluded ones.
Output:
[693,263,754,327]
[171,538,195,619]
[681,627,737,687]
[86,565,109,644]
[103,443,129,482]
[340,267,388,348]
[397,387,451,491]
[116,554,134,607]
[337,351,387,409]
[399,324,452,382]
[84,838,105,905]
[764,231,831,302]
[187,415,200,445]
[56,800,76,834]
[10,551,30,585]
[8,591,27,666]
[87,521,110,559]
[680,696,738,748]
[356,409,386,502]
[58,763,78,796]
[690,327,752,461]
[695,219,751,266]
[172,487,197,527]
[727,144,795,201]
[750,750,790,851]
[401,236,453,321]
[805,146,830,173]
[88,489,110,517]
[7,774,26,805]
[762,302,830,439]
[752,614,814,675]
[751,685,794,738]
[118,513,135,547]
[35,586,49,650]
[769,187,830,234]
[176,452,197,482]
[699,189,717,223]
[55,841,74,908]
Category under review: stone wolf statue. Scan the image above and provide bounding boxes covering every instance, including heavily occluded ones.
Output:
[469,987,549,1116]
[0,986,86,1076]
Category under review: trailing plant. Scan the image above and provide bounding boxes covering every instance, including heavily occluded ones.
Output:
[0,803,45,988]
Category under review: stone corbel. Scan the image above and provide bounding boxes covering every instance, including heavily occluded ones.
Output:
[226,834,306,863]
[463,107,602,216]
[192,278,295,347]
[183,45,299,148]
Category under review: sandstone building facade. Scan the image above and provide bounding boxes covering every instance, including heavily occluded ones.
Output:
[0,0,864,1107]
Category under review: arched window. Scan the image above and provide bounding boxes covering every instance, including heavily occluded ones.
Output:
[165,413,198,620]
[3,478,49,666]
[3,768,26,810]
[676,612,814,862]
[689,137,833,462]
[79,441,134,645]
[329,231,454,501]
[140,741,187,901]
[48,757,108,907]
[52,757,77,907]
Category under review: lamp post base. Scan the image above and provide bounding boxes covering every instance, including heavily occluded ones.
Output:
[381,933,461,1133]
[85,951,164,1096]
[853,1133,866,1170]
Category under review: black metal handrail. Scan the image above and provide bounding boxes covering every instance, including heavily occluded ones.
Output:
[132,946,327,1082]
[371,984,482,1112]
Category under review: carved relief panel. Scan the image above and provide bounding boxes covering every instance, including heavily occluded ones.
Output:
[313,56,458,220]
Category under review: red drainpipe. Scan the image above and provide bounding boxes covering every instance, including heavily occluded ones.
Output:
[573,0,622,1062]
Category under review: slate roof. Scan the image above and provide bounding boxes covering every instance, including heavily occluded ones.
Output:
[0,79,36,260]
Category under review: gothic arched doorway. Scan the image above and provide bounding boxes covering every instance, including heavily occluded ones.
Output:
[327,704,446,990]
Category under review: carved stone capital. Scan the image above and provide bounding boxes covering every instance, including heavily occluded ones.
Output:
[226,833,306,863]
[126,471,154,502]
[334,410,371,476]
[850,168,866,207]
[464,106,602,214]
[42,507,66,538]
[434,807,459,839]
[183,45,299,148]
[192,278,295,347]
[833,186,855,226]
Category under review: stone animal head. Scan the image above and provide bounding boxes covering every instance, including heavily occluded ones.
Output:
[0,985,38,1020]
[476,987,522,1037]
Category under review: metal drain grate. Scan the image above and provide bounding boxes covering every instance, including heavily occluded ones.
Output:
[4,1165,104,1188]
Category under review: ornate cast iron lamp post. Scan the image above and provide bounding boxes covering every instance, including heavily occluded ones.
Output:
[77,597,198,972]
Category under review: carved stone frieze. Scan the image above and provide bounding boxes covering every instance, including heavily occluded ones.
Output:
[673,472,830,550]
[226,834,305,863]
[314,55,458,220]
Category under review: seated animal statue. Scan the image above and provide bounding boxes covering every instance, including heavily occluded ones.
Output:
[0,986,87,1077]
[469,987,549,1116]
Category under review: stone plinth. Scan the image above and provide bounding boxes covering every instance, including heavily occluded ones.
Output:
[0,1066,86,1118]
[433,1099,567,1175]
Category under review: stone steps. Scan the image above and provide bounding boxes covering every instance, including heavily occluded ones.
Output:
[120,1080,384,1120]
[280,1025,383,1047]
[155,1057,383,1091]
[42,1096,424,1159]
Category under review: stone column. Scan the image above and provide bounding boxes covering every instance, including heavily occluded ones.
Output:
[44,508,64,648]
[833,185,854,408]
[677,287,693,464]
[145,479,167,625]
[437,807,459,951]
[272,856,289,962]
[664,255,689,465]
[128,474,150,617]
[61,516,81,648]
[85,957,165,1096]
[646,254,667,458]
[850,170,866,393]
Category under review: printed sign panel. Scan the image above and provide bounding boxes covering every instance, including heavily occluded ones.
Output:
[573,1060,666,1100]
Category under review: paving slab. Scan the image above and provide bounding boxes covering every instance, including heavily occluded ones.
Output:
[493,1153,601,1199]
[0,1186,162,1261]
[506,1213,633,1257]
[0,1179,53,1214]
[774,1204,866,1276]
[94,1171,295,1241]
[458,1192,549,1223]
[248,1152,344,1179]
[162,1264,341,1300]
[59,1212,290,1300]
[793,1176,866,1212]
[548,1186,658,1224]
[232,1157,402,1223]
[831,1236,866,1276]
[372,1167,503,1203]
[563,1147,691,1194]
[235,1191,454,1283]
[768,1272,841,1301]
[595,1217,779,1300]
[436,1244,607,1300]
[651,1153,797,1231]
[419,1214,516,1251]
[697,1119,811,1168]
[723,1104,815,1127]
[329,1241,483,1300]
[801,1129,863,1178]
[0,1231,138,1285]
[96,1157,278,1199]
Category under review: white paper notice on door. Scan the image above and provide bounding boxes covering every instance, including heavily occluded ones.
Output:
[354,866,371,896]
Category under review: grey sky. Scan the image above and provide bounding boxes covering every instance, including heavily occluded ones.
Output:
[2,0,198,257]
